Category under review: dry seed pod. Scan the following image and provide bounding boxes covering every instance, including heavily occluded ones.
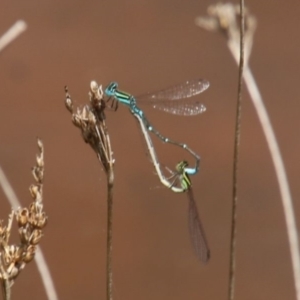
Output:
[90,81,98,93]
[9,266,20,280]
[34,213,47,229]
[88,111,96,126]
[72,114,82,128]
[29,184,39,200]
[22,245,35,263]
[32,166,44,183]
[19,227,31,244]
[0,221,7,237]
[65,97,74,113]
[36,155,44,168]
[16,208,29,227]
[30,229,43,245]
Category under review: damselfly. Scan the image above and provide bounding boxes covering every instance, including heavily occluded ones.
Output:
[105,79,209,175]
[169,161,210,263]
[135,109,210,262]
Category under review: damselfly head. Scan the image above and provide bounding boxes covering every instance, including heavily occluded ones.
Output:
[105,82,118,97]
[176,160,189,172]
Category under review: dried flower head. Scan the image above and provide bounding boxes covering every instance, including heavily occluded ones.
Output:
[195,2,257,65]
[65,81,114,174]
[0,139,48,289]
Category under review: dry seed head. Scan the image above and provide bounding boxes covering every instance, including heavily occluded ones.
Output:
[19,227,31,244]
[65,86,74,113]
[0,221,7,237]
[0,138,48,283]
[90,81,104,100]
[29,202,36,213]
[88,111,96,126]
[3,245,22,265]
[72,114,82,128]
[29,212,47,229]
[29,188,42,205]
[16,208,29,227]
[29,184,39,200]
[34,200,43,213]
[65,83,114,176]
[37,138,43,150]
[96,85,104,99]
[35,213,47,229]
[196,3,256,35]
[90,80,99,93]
[82,106,89,119]
[36,154,44,168]
[31,167,39,182]
[30,229,43,245]
[8,266,19,280]
[195,16,219,32]
[65,96,74,113]
[22,245,35,263]
[12,246,22,262]
[32,166,44,183]
[37,168,44,182]
[195,2,256,65]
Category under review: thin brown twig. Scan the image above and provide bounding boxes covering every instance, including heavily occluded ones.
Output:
[106,170,114,300]
[2,277,11,300]
[228,1,244,299]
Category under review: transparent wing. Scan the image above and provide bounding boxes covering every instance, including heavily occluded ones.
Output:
[138,79,209,101]
[187,188,210,263]
[152,98,206,116]
[137,79,209,116]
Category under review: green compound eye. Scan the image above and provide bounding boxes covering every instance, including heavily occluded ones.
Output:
[105,81,118,96]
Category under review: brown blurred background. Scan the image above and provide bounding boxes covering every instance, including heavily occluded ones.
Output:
[0,0,300,299]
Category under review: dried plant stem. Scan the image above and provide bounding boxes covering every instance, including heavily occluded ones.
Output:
[0,166,58,300]
[1,276,11,300]
[0,21,27,52]
[106,169,114,300]
[227,26,300,300]
[242,67,300,300]
[228,1,245,299]
[34,248,59,300]
[65,82,115,300]
[196,4,299,299]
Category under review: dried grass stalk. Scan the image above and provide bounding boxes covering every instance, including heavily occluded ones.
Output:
[65,81,115,300]
[0,21,27,53]
[0,139,48,300]
[196,3,300,300]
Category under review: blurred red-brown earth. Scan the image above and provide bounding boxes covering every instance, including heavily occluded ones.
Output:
[0,1,299,299]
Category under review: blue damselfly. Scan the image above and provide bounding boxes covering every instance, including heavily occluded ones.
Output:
[105,79,209,175]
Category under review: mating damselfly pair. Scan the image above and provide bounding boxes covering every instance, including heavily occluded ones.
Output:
[104,79,210,263]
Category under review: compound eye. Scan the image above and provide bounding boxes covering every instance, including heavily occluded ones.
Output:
[105,82,118,96]
[110,82,118,92]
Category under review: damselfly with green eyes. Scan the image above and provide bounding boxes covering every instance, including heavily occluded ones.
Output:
[105,79,210,175]
[167,161,210,263]
[135,109,210,262]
